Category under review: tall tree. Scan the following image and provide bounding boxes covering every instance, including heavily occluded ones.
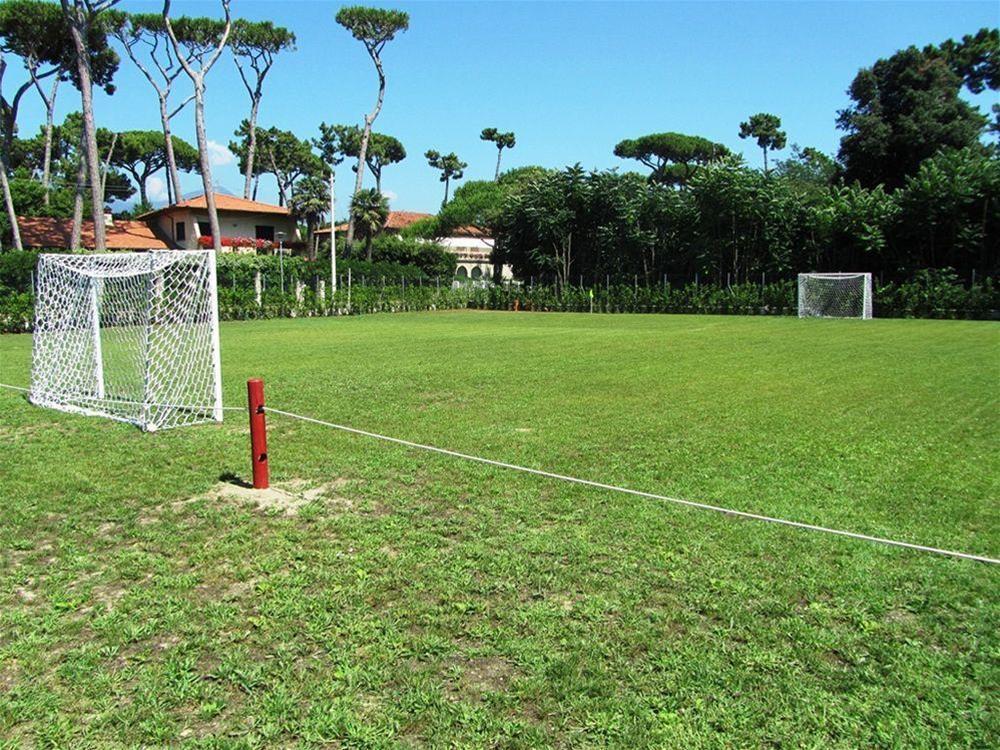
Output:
[316,123,404,193]
[109,129,197,207]
[334,5,408,244]
[228,19,295,200]
[836,39,990,189]
[359,131,404,194]
[288,174,328,260]
[614,132,729,186]
[232,125,323,206]
[738,113,786,174]
[480,127,516,180]
[425,149,466,206]
[110,12,207,205]
[162,0,231,252]
[349,186,388,261]
[1,0,115,244]
[61,0,121,251]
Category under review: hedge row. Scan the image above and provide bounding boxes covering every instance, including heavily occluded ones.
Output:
[1,253,995,333]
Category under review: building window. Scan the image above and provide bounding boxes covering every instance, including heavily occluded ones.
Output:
[175,221,186,242]
[255,225,275,242]
[456,267,468,279]
[198,221,212,237]
[471,266,482,279]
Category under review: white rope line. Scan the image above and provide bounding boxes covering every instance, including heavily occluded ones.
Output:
[264,406,1000,566]
[2,382,996,565]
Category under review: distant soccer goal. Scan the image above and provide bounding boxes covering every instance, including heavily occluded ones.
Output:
[797,272,873,319]
[30,251,223,432]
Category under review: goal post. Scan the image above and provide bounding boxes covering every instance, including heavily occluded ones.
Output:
[797,272,873,319]
[30,251,223,432]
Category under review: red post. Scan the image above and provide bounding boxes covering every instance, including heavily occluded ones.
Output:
[247,378,269,489]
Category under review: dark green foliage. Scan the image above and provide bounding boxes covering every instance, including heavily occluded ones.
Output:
[933,27,999,94]
[288,175,329,260]
[480,127,516,179]
[109,130,197,204]
[425,149,467,205]
[738,113,787,174]
[613,132,729,185]
[350,187,389,260]
[0,249,992,332]
[837,44,988,188]
[365,234,457,278]
[230,123,325,205]
[334,6,409,50]
[892,148,999,273]
[315,123,404,190]
[496,150,999,285]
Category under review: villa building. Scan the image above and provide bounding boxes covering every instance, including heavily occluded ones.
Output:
[18,194,299,252]
[315,210,512,281]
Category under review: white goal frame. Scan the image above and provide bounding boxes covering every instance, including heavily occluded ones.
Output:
[29,251,223,431]
[797,272,873,319]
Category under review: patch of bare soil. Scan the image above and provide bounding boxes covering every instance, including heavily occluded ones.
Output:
[446,655,519,702]
[167,477,352,518]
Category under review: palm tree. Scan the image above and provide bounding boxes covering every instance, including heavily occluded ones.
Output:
[350,188,389,262]
[289,175,329,260]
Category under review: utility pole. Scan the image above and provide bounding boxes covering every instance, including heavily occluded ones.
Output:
[329,169,337,294]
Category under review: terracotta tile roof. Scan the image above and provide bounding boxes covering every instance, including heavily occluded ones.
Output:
[139,194,290,217]
[315,210,434,235]
[17,216,172,250]
[386,211,434,230]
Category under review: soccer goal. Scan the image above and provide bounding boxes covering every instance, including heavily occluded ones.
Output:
[797,272,873,319]
[30,251,223,432]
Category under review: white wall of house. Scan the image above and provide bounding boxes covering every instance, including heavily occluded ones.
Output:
[440,235,513,281]
[152,210,299,251]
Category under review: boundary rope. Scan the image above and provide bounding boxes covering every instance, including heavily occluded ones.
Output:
[1,381,996,565]
[263,406,1000,566]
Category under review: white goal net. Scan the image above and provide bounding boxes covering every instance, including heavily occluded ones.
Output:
[797,272,873,319]
[30,251,223,431]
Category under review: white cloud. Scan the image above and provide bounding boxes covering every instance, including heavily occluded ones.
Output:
[382,190,398,203]
[145,175,168,203]
[206,140,235,167]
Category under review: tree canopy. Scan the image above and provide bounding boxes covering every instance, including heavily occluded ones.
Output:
[836,34,993,189]
[425,149,467,205]
[334,6,409,52]
[738,113,786,174]
[613,132,729,185]
[108,129,197,205]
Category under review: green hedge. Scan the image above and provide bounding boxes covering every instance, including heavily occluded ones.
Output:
[1,251,995,333]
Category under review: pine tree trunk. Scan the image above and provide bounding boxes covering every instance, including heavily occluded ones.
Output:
[66,22,105,249]
[160,95,182,205]
[442,176,450,207]
[192,80,221,252]
[41,78,59,206]
[71,138,86,250]
[67,16,107,250]
[348,55,386,245]
[495,148,502,181]
[243,95,260,199]
[0,152,22,251]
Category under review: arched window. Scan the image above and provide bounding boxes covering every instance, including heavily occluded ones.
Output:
[471,266,482,279]
[456,266,468,279]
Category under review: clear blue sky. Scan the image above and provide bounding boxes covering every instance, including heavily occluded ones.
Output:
[11,1,999,214]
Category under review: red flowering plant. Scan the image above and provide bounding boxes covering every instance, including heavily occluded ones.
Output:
[197,236,276,251]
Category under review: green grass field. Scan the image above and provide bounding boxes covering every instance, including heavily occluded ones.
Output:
[1,311,998,748]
